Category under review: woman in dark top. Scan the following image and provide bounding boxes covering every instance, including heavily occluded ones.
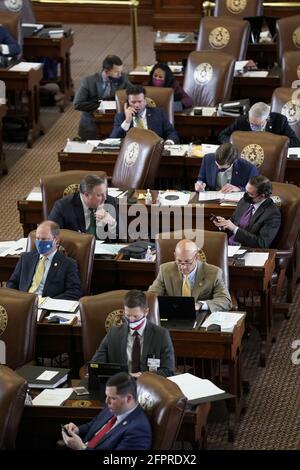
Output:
[148,63,193,110]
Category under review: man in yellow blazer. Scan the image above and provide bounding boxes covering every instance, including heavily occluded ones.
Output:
[148,239,232,313]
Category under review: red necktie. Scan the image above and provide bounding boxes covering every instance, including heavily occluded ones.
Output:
[87,415,117,449]
[131,331,141,373]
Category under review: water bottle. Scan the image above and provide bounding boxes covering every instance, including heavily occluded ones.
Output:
[187,142,193,157]
[145,246,152,261]
[156,30,162,42]
[145,189,152,206]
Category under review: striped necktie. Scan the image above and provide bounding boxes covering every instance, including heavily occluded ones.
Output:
[182,275,191,296]
[135,116,145,129]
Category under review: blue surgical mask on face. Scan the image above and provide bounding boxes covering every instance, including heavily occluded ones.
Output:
[35,239,53,255]
[126,316,146,330]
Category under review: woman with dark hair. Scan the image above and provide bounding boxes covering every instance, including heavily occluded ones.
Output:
[148,63,193,110]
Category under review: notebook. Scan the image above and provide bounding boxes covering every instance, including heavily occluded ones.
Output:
[88,362,128,400]
[158,296,206,329]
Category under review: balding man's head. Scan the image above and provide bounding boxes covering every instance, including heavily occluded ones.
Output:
[174,239,198,275]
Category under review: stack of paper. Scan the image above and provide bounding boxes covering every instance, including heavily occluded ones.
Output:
[164,33,186,42]
[243,252,269,266]
[98,101,117,111]
[168,373,225,401]
[32,388,73,406]
[0,238,27,256]
[94,243,127,255]
[38,298,79,312]
[63,140,93,153]
[288,148,300,159]
[199,191,244,202]
[47,312,79,325]
[164,144,189,156]
[9,62,43,72]
[26,187,42,201]
[202,311,245,332]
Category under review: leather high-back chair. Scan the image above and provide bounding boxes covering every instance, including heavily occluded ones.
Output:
[281,51,300,87]
[0,288,37,369]
[0,0,36,23]
[27,229,95,296]
[271,182,300,302]
[137,372,187,450]
[230,131,289,182]
[214,0,263,18]
[277,15,300,65]
[116,86,174,124]
[0,365,27,450]
[40,170,107,219]
[183,50,235,107]
[155,230,229,288]
[79,290,159,367]
[0,11,22,57]
[197,16,250,60]
[271,87,300,142]
[111,127,164,190]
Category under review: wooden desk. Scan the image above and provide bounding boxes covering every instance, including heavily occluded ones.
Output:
[129,70,280,105]
[0,66,43,147]
[23,34,74,110]
[154,35,276,69]
[93,110,234,143]
[0,103,7,175]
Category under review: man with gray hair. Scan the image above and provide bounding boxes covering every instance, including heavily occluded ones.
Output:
[49,174,118,240]
[219,101,300,147]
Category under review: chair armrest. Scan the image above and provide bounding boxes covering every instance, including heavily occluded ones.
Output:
[230,291,239,311]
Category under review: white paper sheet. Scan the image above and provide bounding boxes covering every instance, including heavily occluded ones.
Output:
[201,311,245,332]
[9,62,43,72]
[227,245,241,257]
[22,23,44,31]
[107,188,124,198]
[160,191,191,206]
[198,191,244,202]
[201,144,219,155]
[164,33,186,42]
[94,243,127,255]
[0,238,27,256]
[63,141,93,153]
[37,370,59,381]
[32,388,73,406]
[243,71,269,78]
[98,100,116,110]
[164,144,189,156]
[48,312,80,324]
[168,373,225,400]
[243,252,269,266]
[288,148,300,159]
[234,60,249,72]
[26,187,42,201]
[38,298,79,312]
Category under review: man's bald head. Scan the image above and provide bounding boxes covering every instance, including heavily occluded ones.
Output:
[174,239,198,275]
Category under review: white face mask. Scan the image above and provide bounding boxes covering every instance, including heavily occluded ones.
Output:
[126,316,146,330]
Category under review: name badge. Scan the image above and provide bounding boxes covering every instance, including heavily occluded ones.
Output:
[147,358,160,371]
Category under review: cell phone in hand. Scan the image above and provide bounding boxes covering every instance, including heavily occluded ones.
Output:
[210,213,218,222]
[61,424,72,437]
[73,386,89,396]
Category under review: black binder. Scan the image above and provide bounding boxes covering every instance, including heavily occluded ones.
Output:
[16,365,70,389]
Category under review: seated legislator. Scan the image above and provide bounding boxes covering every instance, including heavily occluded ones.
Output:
[195,143,258,193]
[0,25,21,57]
[48,174,118,241]
[213,175,281,248]
[148,63,193,110]
[110,85,180,144]
[148,239,232,313]
[6,221,82,300]
[61,372,152,450]
[219,101,300,148]
[91,290,175,378]
[73,55,131,140]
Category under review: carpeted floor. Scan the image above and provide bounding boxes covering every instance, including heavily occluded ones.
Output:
[0,24,300,450]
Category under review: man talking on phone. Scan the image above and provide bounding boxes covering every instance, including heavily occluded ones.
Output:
[110,85,179,144]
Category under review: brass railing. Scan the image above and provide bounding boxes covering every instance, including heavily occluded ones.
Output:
[203,1,300,16]
[35,0,139,67]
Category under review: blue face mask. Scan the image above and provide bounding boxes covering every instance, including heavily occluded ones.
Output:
[35,239,53,255]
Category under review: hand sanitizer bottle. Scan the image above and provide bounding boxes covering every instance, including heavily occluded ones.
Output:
[145,246,152,261]
[145,189,152,206]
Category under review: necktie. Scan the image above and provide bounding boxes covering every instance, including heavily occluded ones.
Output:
[87,208,96,235]
[102,80,112,99]
[131,331,141,373]
[28,256,47,293]
[229,204,254,245]
[182,275,192,296]
[87,415,117,449]
[135,116,145,129]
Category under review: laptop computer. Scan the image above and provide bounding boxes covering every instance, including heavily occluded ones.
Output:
[88,362,128,400]
[158,296,207,330]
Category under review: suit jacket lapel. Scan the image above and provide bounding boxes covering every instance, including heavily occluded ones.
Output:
[120,323,128,362]
[141,322,152,366]
[27,253,40,290]
[250,199,270,226]
[43,252,61,293]
[74,193,86,232]
[96,73,103,98]
[192,261,205,300]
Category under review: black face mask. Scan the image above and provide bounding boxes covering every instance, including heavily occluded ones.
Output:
[109,76,121,84]
[244,192,254,204]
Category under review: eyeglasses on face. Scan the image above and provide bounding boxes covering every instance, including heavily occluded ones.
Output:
[175,254,197,266]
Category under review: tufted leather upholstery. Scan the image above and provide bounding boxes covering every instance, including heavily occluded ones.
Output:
[40,170,107,219]
[196,16,250,60]
[281,51,300,87]
[0,288,37,369]
[137,371,187,450]
[155,230,229,288]
[111,127,164,190]
[277,15,300,65]
[0,365,27,450]
[271,87,300,142]
[0,11,22,58]
[214,0,263,18]
[116,86,174,124]
[183,50,235,106]
[79,290,159,367]
[271,182,300,301]
[230,131,289,182]
[26,229,95,296]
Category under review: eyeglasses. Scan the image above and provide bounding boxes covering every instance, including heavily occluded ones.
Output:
[175,254,196,266]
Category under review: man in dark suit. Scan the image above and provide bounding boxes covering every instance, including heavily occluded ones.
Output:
[219,101,300,147]
[195,143,258,193]
[73,55,130,140]
[62,372,152,450]
[48,174,118,241]
[213,175,281,248]
[92,290,175,378]
[7,220,82,300]
[110,84,179,143]
[0,25,21,57]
